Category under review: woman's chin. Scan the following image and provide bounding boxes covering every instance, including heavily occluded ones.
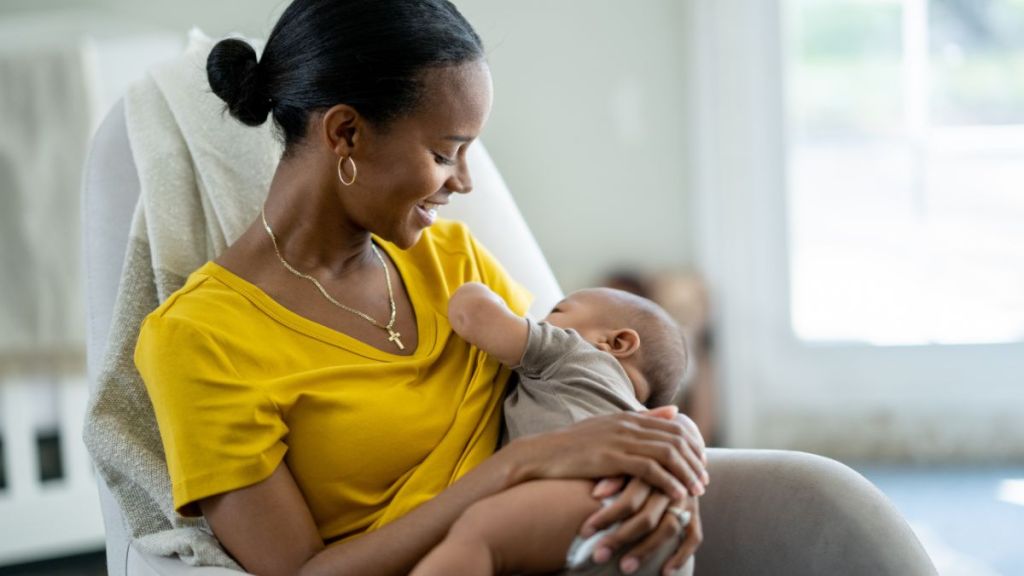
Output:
[392,227,425,250]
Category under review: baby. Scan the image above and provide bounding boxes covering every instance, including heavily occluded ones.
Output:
[410,283,694,576]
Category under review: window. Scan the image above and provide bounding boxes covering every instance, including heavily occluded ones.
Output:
[787,0,1024,345]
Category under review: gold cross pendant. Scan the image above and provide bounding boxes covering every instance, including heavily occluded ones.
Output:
[387,328,405,350]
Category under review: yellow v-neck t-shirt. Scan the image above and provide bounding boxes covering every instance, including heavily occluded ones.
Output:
[135,220,532,542]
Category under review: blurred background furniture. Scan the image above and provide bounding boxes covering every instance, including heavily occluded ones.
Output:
[0,12,180,567]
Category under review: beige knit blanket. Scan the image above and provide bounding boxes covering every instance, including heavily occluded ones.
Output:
[83,30,280,568]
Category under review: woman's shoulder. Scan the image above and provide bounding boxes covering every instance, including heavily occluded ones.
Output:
[141,261,254,339]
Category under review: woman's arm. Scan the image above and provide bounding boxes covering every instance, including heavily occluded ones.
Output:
[202,411,698,576]
[203,451,518,576]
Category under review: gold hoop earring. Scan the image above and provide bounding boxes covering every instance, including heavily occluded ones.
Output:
[337,155,357,186]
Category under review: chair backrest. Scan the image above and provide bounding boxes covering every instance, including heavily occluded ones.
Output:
[81,99,562,575]
[82,99,138,576]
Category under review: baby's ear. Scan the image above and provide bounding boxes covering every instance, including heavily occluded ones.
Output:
[607,328,641,358]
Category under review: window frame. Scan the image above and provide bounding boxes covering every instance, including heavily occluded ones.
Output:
[687,0,1024,459]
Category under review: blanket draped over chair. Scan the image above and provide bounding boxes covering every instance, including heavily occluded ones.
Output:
[83,30,280,568]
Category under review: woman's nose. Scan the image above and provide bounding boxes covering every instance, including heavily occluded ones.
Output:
[447,158,473,194]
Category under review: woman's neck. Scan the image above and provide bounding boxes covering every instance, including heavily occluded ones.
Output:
[259,154,377,279]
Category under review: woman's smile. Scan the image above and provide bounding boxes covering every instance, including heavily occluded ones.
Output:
[415,196,449,227]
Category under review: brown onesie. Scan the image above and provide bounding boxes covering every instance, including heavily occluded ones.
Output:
[504,318,646,441]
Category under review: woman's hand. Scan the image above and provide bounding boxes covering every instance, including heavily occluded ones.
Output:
[653,405,710,488]
[501,408,707,499]
[573,407,708,574]
[579,477,702,575]
[662,495,701,575]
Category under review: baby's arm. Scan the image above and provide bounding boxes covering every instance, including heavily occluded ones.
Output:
[448,282,530,366]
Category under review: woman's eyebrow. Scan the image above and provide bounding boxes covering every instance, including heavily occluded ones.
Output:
[443,135,474,143]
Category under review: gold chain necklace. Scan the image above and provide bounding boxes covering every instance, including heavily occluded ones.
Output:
[260,206,405,350]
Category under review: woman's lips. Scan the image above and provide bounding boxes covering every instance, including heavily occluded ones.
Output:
[415,203,438,226]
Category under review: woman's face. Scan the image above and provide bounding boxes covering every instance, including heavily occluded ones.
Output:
[346,61,493,249]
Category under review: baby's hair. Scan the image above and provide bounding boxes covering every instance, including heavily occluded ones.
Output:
[607,290,688,408]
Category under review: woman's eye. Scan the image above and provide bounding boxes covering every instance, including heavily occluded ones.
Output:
[433,153,456,166]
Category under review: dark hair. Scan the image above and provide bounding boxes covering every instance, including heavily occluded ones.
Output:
[604,290,688,408]
[207,0,484,150]
[635,304,688,409]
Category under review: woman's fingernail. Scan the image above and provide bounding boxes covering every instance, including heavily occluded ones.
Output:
[581,524,595,537]
[593,546,612,563]
[694,483,706,496]
[621,557,640,574]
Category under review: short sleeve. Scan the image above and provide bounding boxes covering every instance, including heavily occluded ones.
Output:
[514,319,579,379]
[467,233,533,317]
[135,314,288,517]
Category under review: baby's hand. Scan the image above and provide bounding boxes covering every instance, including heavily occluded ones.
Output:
[451,282,503,308]
[449,282,504,334]
[448,282,529,367]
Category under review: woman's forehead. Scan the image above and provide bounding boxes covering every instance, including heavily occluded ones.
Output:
[415,61,492,133]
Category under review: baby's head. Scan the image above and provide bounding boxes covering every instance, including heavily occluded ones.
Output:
[543,288,687,408]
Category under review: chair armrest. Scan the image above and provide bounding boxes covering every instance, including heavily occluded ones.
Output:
[698,449,936,575]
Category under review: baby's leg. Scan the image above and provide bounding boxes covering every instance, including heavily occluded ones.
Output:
[412,479,600,576]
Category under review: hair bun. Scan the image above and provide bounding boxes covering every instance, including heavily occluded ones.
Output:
[207,38,271,126]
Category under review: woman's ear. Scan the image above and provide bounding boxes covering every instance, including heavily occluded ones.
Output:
[606,328,641,358]
[321,104,361,155]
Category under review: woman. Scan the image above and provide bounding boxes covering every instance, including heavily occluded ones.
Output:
[136,1,708,575]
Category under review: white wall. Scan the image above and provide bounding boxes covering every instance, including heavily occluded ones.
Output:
[453,1,694,290]
[0,0,697,292]
[0,0,289,38]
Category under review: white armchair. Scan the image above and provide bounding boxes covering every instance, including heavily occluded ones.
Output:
[83,99,936,576]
